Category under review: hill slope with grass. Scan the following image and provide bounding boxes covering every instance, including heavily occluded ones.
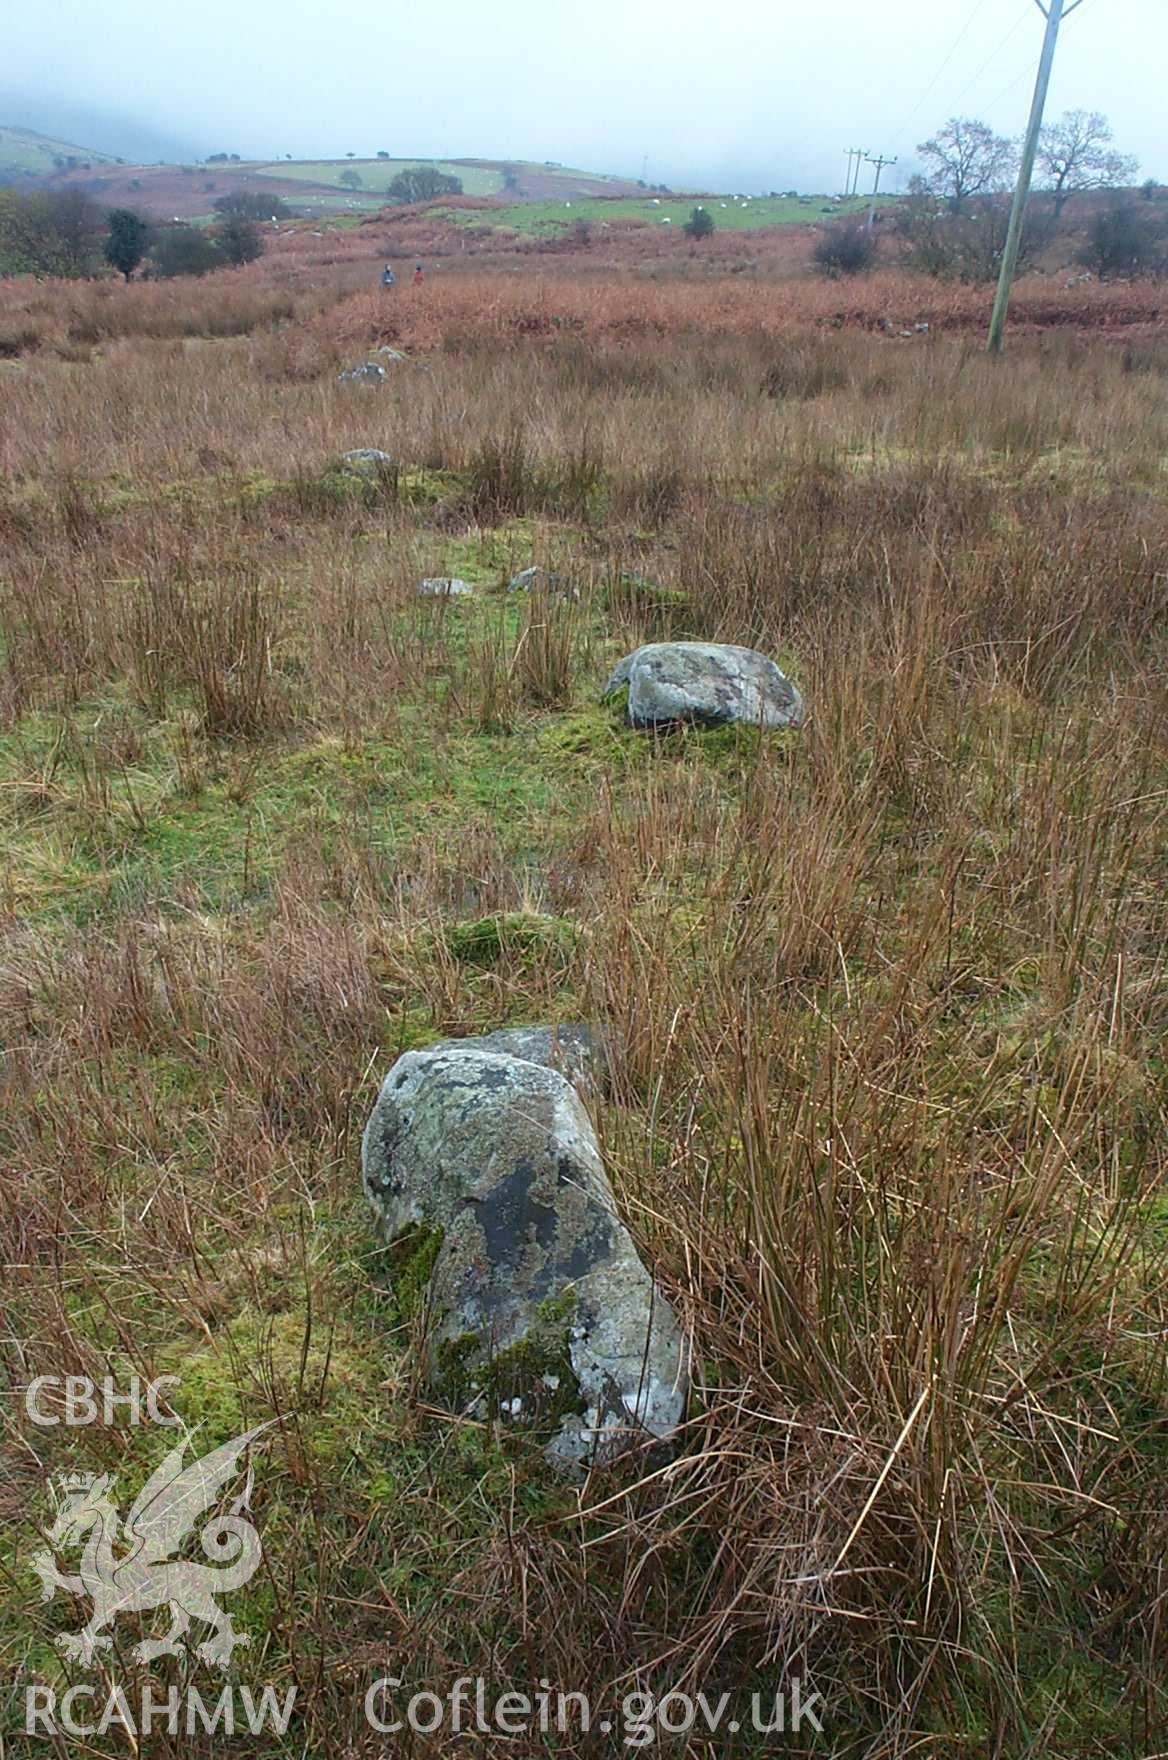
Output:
[248,156,641,201]
[0,124,117,179]
[10,144,647,219]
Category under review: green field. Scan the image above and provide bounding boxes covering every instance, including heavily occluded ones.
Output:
[441,191,886,236]
[244,157,636,203]
[0,125,116,178]
[250,157,505,195]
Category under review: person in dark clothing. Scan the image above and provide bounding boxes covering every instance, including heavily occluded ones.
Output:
[380,264,396,288]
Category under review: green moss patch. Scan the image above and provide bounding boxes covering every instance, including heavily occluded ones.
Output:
[444,910,578,969]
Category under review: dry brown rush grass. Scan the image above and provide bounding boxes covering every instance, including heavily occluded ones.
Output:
[0,250,1166,1756]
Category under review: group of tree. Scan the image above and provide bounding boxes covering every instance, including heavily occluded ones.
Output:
[808,107,1151,283]
[894,185,1051,284]
[145,212,266,277]
[915,110,1137,214]
[0,187,104,276]
[892,109,1145,283]
[213,190,289,221]
[0,185,269,281]
[384,166,463,204]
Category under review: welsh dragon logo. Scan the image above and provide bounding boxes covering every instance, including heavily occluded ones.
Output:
[31,1427,269,1669]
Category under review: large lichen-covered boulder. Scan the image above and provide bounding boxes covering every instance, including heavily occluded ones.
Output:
[362,1045,686,1468]
[439,1023,607,1097]
[603,641,804,730]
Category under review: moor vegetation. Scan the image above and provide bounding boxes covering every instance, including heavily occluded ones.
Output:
[1,251,1167,1756]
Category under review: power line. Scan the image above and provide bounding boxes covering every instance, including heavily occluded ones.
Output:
[983,0,1093,120]
[947,3,1035,115]
[891,0,997,149]
[981,63,1035,114]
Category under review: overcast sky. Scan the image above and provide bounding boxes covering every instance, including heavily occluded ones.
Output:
[4,0,1162,191]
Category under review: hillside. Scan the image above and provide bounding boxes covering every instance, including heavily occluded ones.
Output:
[248,157,642,201]
[0,124,116,179]
[13,148,647,220]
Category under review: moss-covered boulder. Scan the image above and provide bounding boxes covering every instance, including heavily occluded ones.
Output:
[361,1045,686,1468]
[433,1023,608,1098]
[603,641,805,730]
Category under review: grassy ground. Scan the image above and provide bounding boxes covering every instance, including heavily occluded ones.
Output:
[1,255,1167,1756]
[443,193,886,236]
[247,160,635,199]
[249,158,506,197]
[0,125,115,178]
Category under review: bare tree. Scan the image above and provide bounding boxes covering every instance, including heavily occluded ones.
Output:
[917,117,1017,211]
[1037,110,1139,217]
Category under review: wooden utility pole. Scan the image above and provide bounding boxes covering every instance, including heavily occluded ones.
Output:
[864,153,896,229]
[844,147,864,197]
[987,0,1084,354]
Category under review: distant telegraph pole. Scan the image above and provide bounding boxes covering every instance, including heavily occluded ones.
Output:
[844,147,865,197]
[864,152,897,229]
[987,0,1084,354]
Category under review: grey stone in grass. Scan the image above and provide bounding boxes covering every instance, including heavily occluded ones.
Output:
[508,565,573,596]
[417,577,476,598]
[362,1044,686,1469]
[603,640,804,731]
[431,1022,608,1096]
[338,362,387,384]
[340,448,395,477]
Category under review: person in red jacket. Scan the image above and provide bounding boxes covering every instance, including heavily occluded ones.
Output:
[413,263,424,286]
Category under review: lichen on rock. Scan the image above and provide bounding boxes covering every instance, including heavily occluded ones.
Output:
[361,1044,687,1468]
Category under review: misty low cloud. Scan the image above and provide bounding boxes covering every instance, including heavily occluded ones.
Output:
[3,0,1163,189]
